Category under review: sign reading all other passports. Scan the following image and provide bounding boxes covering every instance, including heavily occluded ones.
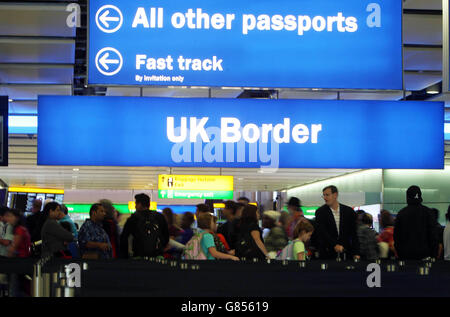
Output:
[37,96,444,169]
[158,174,234,200]
[88,0,403,90]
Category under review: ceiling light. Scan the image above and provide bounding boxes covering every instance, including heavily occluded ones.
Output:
[8,99,13,102]
[427,90,439,95]
[73,168,80,172]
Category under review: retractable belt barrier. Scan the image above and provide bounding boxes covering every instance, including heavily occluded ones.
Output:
[1,258,450,297]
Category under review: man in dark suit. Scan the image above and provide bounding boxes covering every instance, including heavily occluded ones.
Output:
[314,185,360,260]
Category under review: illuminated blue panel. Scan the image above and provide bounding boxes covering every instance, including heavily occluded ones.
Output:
[38,96,444,169]
[8,116,38,134]
[158,205,197,214]
[88,0,403,90]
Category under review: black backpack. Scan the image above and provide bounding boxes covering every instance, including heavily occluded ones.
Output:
[235,230,265,260]
[135,211,162,256]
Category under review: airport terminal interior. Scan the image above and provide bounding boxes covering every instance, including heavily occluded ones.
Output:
[0,0,449,299]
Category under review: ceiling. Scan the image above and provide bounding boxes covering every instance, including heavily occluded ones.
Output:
[0,0,449,191]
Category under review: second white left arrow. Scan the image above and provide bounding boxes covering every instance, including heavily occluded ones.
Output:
[99,52,119,70]
[95,47,123,76]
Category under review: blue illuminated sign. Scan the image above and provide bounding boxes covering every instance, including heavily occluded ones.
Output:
[38,96,444,169]
[88,0,403,90]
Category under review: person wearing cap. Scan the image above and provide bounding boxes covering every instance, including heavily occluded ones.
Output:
[262,210,288,258]
[314,185,360,260]
[394,185,438,260]
[285,197,305,240]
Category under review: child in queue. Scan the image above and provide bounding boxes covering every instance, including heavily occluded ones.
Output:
[292,220,314,260]
[197,213,239,261]
[278,219,314,260]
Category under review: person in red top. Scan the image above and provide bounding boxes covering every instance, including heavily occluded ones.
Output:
[377,210,397,258]
[4,209,31,258]
[4,209,31,296]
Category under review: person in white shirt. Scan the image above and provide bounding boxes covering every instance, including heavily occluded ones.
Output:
[313,185,360,260]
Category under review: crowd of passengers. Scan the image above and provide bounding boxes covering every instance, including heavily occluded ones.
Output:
[1,184,449,296]
[1,184,449,264]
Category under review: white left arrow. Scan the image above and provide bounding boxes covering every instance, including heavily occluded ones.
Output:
[99,10,120,28]
[99,52,119,70]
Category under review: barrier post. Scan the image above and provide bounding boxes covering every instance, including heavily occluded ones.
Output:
[31,262,42,297]
[42,273,50,297]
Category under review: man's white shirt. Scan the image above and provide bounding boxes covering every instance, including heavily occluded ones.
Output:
[330,205,340,236]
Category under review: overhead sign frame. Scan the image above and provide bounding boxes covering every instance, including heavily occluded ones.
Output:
[0,96,8,166]
[444,0,449,93]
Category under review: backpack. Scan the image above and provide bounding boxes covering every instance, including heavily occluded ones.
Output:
[276,240,295,260]
[183,232,207,260]
[235,231,265,259]
[135,211,162,256]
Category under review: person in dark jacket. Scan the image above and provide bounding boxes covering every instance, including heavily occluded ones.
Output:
[119,193,169,258]
[394,186,438,260]
[26,199,43,243]
[229,202,245,251]
[430,208,444,259]
[217,200,237,247]
[313,185,360,260]
[357,213,379,261]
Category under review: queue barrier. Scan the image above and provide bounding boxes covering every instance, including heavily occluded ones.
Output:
[1,257,450,297]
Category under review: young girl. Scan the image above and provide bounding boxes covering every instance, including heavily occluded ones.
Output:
[197,213,239,261]
[292,220,314,261]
